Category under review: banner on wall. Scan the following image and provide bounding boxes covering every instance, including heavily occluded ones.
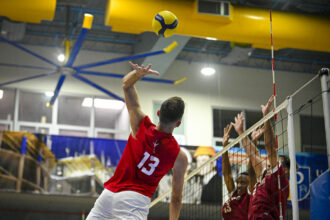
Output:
[288,153,328,209]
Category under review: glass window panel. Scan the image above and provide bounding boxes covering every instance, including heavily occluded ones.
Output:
[245,111,263,129]
[58,96,90,126]
[19,91,52,123]
[20,125,37,133]
[213,109,241,137]
[0,123,9,131]
[301,115,326,154]
[95,107,121,129]
[59,129,88,137]
[0,89,15,120]
[97,132,114,139]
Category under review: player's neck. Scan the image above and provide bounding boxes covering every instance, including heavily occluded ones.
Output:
[156,124,174,134]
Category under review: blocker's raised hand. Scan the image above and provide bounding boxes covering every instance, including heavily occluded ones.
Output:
[129,61,159,77]
[251,126,264,143]
[223,124,233,146]
[261,95,275,116]
[231,112,245,135]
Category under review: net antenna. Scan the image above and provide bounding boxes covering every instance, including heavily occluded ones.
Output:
[269,9,284,220]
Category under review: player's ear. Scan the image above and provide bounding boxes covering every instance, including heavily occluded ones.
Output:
[176,120,181,127]
[157,110,160,117]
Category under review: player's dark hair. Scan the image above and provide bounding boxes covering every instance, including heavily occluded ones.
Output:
[239,171,249,176]
[159,96,185,124]
[279,155,290,169]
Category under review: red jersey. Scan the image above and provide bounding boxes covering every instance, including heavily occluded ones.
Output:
[104,116,180,198]
[222,190,250,220]
[248,164,289,220]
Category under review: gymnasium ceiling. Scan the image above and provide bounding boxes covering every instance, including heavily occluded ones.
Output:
[0,0,330,75]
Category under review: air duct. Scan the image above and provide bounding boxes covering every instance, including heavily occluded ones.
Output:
[105,0,330,53]
[0,0,56,23]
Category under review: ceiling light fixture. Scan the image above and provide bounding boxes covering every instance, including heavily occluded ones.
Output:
[201,67,216,76]
[0,90,3,99]
[57,54,65,62]
[206,37,217,41]
[45,91,54,97]
[82,98,124,110]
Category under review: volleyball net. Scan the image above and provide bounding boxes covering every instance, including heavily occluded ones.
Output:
[149,69,330,220]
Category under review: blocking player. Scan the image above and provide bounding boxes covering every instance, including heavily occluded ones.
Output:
[221,124,260,220]
[87,62,188,220]
[232,96,290,220]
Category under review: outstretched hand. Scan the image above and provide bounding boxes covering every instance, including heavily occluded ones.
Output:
[129,61,159,77]
[231,112,245,135]
[251,126,264,143]
[223,124,233,146]
[261,96,275,116]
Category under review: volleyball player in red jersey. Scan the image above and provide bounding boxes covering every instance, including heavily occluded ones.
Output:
[87,62,188,220]
[221,124,259,220]
[232,96,290,220]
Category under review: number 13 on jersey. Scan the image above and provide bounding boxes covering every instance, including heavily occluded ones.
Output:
[137,152,160,176]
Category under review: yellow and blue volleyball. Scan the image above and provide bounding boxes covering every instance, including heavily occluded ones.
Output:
[152,11,178,37]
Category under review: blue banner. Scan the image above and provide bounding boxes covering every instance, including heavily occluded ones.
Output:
[288,153,328,209]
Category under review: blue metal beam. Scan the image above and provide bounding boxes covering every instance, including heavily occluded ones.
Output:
[75,50,165,70]
[0,71,57,87]
[66,28,88,67]
[49,74,67,105]
[79,70,174,84]
[73,73,124,101]
[0,36,59,67]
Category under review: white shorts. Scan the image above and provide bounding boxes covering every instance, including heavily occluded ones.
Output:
[86,189,150,220]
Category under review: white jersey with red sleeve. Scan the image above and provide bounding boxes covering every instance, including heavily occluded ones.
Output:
[104,116,180,198]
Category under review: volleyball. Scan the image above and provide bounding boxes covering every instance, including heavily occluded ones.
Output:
[152,11,178,37]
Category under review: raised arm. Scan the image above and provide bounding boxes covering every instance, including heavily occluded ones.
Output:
[232,113,266,178]
[261,96,277,169]
[170,149,188,220]
[222,124,235,194]
[249,127,264,190]
[122,62,159,137]
[248,160,256,192]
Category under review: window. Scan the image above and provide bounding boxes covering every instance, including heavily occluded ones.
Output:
[20,125,37,133]
[97,132,115,139]
[58,95,90,126]
[198,0,230,17]
[59,129,88,137]
[0,89,15,120]
[0,124,9,131]
[300,115,326,154]
[95,107,121,129]
[19,125,50,134]
[19,91,52,123]
[245,111,263,129]
[213,108,240,138]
